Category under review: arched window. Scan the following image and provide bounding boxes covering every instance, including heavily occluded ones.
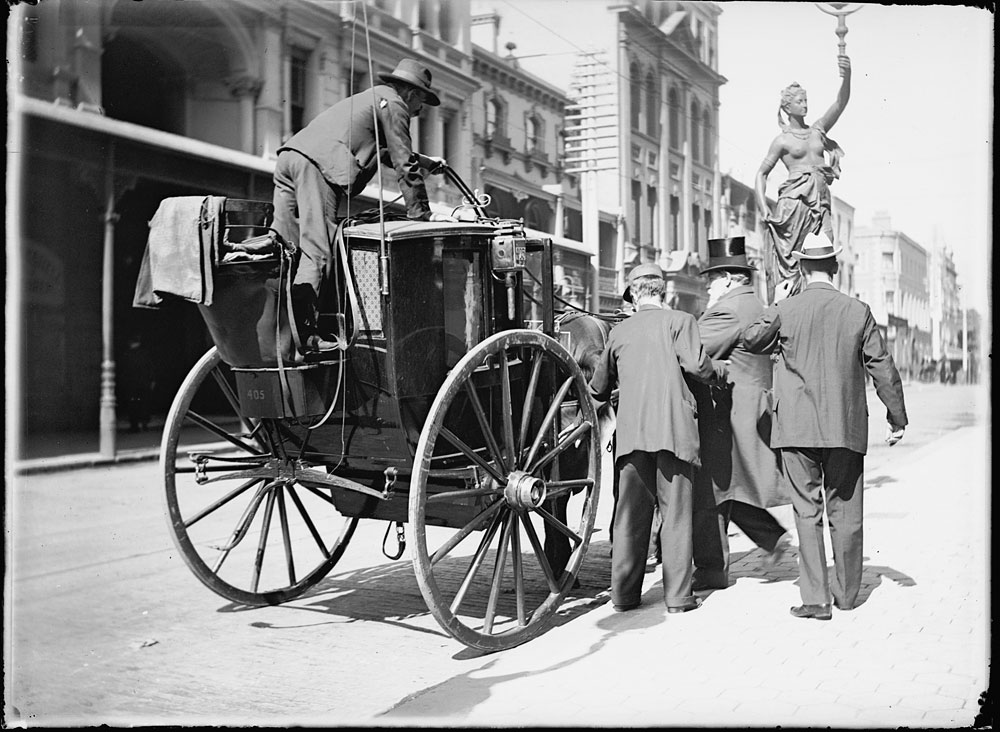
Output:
[702,108,712,164]
[668,87,679,150]
[629,61,642,130]
[645,71,659,138]
[690,99,701,162]
[526,112,544,153]
[486,96,506,141]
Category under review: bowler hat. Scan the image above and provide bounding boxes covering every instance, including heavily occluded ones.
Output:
[622,262,664,303]
[701,236,756,275]
[793,231,842,260]
[378,58,441,106]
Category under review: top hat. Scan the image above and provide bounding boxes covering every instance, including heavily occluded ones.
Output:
[622,262,665,303]
[701,236,756,275]
[792,231,843,260]
[378,59,441,106]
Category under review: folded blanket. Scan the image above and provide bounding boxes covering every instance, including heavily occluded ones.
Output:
[133,195,224,308]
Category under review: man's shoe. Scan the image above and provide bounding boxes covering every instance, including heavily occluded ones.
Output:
[613,600,640,613]
[667,597,703,614]
[644,555,661,573]
[789,603,832,620]
[833,598,855,611]
[304,334,342,352]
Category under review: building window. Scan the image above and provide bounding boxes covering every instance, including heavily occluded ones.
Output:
[882,252,894,268]
[631,180,642,245]
[670,195,680,252]
[668,88,680,150]
[631,144,641,162]
[690,99,701,163]
[486,97,506,140]
[645,71,659,138]
[885,290,895,309]
[526,113,544,153]
[630,61,642,130]
[648,150,657,168]
[346,68,367,98]
[290,48,310,133]
[647,185,658,252]
[702,108,712,164]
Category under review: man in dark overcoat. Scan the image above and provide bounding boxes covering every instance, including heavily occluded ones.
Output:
[691,237,790,592]
[743,232,908,620]
[272,58,447,348]
[589,263,726,614]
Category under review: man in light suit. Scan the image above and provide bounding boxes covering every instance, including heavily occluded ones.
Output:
[272,58,448,349]
[590,263,726,614]
[691,237,790,592]
[743,232,907,620]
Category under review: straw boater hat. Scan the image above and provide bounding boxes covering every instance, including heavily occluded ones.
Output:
[793,231,843,260]
[701,236,756,275]
[622,262,665,303]
[378,58,441,106]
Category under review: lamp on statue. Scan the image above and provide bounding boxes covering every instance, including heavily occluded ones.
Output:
[816,3,863,55]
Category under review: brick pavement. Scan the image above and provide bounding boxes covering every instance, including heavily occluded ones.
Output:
[378,422,989,727]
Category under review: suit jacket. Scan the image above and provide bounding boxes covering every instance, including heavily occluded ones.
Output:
[694,285,787,508]
[743,281,908,454]
[590,305,724,467]
[278,85,430,220]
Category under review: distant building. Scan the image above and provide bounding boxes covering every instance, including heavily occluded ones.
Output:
[558,1,726,314]
[929,240,964,368]
[854,212,932,380]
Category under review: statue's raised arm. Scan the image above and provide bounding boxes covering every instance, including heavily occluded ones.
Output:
[815,55,852,132]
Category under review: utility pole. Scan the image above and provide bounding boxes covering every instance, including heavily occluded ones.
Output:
[562,52,616,313]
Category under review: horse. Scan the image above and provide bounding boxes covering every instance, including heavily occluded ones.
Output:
[543,309,622,578]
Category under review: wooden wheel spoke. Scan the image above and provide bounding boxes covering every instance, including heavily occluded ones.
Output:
[440,427,506,485]
[276,488,296,586]
[535,505,583,547]
[186,410,264,455]
[250,487,278,592]
[498,352,517,469]
[517,350,543,455]
[183,477,263,529]
[543,479,595,500]
[430,500,504,566]
[510,513,526,626]
[427,486,501,503]
[210,368,255,437]
[463,380,509,473]
[483,514,515,635]
[527,421,593,475]
[521,376,575,470]
[449,510,505,615]
[519,509,561,594]
[285,484,332,560]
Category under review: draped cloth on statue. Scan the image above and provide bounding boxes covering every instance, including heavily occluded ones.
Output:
[760,127,844,303]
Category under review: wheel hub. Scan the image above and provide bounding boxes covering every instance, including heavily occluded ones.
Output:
[503,470,547,509]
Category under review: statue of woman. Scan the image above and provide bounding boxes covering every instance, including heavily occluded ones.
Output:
[756,55,851,301]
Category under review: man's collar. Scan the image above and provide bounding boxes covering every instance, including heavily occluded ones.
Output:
[804,281,838,291]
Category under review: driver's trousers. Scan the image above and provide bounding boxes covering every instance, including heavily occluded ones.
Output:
[272,149,345,330]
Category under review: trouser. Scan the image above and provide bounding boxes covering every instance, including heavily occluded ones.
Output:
[692,496,786,586]
[272,150,345,332]
[780,447,864,607]
[612,450,695,608]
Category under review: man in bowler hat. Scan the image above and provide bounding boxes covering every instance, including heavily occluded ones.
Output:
[743,232,907,620]
[691,236,791,592]
[589,263,726,614]
[272,58,450,349]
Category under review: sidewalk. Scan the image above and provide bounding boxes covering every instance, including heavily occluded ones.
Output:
[377,423,990,728]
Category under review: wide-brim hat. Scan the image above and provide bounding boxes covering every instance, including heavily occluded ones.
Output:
[701,235,756,275]
[793,231,843,260]
[622,262,665,303]
[378,58,441,106]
